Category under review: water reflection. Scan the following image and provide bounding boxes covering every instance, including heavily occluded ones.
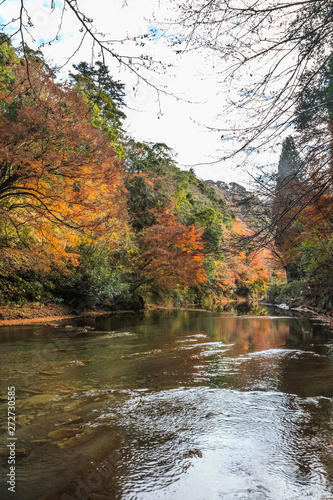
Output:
[0,307,333,499]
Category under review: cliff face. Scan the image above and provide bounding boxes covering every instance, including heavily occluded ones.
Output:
[206,180,254,218]
[206,180,247,199]
[206,180,251,203]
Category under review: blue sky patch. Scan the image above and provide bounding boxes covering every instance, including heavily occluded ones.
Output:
[148,24,167,42]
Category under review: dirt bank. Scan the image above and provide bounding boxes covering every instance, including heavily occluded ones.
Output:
[0,302,116,327]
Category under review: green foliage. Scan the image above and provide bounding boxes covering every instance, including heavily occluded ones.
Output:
[70,61,126,107]
[0,35,19,81]
[125,140,174,174]
[125,175,170,231]
[296,53,333,130]
[270,229,333,308]
[236,274,268,298]
[267,281,304,305]
[298,238,333,308]
[70,61,126,156]
[194,206,224,254]
[0,276,46,304]
[0,36,22,119]
[172,170,229,254]
[64,244,128,308]
[0,249,60,304]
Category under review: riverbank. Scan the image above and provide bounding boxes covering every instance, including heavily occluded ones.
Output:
[0,297,245,326]
[264,301,333,329]
[1,298,333,329]
[0,302,125,327]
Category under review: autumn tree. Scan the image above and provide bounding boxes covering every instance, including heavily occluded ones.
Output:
[136,211,207,292]
[0,40,127,265]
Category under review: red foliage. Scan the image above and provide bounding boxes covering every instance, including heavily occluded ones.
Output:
[139,213,207,289]
[0,60,127,263]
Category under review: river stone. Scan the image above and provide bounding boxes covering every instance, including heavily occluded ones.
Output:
[63,399,85,411]
[21,389,43,395]
[56,428,94,449]
[54,414,83,425]
[48,428,83,439]
[26,394,62,405]
[17,415,32,427]
[38,370,64,376]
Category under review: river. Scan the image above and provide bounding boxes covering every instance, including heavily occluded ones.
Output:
[1,306,333,499]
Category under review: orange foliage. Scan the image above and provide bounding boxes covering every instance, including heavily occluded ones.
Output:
[213,248,269,296]
[139,212,207,289]
[0,60,127,264]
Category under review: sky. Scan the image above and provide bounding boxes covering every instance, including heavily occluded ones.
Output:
[0,0,282,186]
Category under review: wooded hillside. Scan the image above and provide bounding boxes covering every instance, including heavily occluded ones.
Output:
[0,38,273,313]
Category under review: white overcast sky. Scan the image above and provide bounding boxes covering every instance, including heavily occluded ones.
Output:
[1,0,282,186]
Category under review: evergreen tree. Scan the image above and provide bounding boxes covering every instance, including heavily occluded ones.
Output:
[69,61,126,156]
[277,136,301,183]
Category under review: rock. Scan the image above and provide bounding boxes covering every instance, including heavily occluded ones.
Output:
[27,394,60,405]
[54,414,83,425]
[38,370,63,376]
[56,428,94,449]
[48,428,83,440]
[67,360,86,366]
[276,303,289,310]
[17,415,33,427]
[183,448,203,459]
[21,389,43,395]
[17,448,30,458]
[63,400,85,411]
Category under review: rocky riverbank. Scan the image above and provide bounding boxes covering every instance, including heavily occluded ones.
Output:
[266,302,333,329]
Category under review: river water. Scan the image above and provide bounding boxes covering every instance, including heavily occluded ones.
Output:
[1,306,333,499]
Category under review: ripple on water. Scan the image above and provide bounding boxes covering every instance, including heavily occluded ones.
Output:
[111,387,333,500]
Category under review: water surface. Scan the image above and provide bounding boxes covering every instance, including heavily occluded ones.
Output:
[1,307,333,499]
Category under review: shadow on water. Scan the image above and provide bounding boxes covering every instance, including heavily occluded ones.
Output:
[0,306,333,499]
